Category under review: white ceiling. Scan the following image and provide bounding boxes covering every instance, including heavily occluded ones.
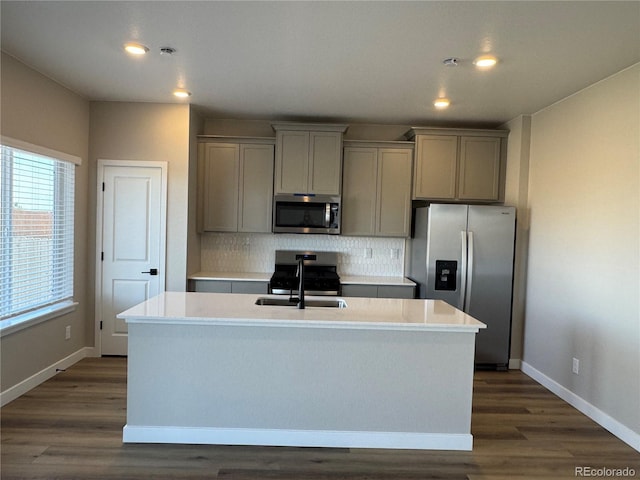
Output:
[2,1,639,127]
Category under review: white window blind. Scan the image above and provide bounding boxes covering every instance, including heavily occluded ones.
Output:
[0,144,75,320]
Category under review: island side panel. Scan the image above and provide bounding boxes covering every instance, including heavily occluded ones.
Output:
[125,322,476,449]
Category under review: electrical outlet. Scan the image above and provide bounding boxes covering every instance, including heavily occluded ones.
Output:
[65,325,71,340]
[572,357,580,375]
[364,248,373,259]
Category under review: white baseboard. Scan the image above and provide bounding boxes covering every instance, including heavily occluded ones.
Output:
[1,347,92,407]
[521,361,640,453]
[123,425,473,451]
[508,358,522,370]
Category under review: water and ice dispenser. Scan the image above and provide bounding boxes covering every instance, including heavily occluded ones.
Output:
[435,260,457,291]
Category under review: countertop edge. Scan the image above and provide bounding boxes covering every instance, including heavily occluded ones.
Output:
[121,315,484,333]
[117,293,486,332]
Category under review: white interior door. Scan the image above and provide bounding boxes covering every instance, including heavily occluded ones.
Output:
[98,160,167,355]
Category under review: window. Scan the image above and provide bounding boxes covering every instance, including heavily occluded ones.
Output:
[1,141,76,325]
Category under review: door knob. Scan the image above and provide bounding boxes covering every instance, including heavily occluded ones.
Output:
[142,268,158,275]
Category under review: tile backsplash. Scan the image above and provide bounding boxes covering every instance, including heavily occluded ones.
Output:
[201,233,406,276]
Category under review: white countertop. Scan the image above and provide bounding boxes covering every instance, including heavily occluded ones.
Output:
[118,292,485,333]
[189,272,415,287]
[340,275,415,286]
[189,271,271,282]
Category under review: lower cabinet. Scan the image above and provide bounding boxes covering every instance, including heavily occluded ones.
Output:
[342,284,415,299]
[191,280,414,299]
[189,280,269,294]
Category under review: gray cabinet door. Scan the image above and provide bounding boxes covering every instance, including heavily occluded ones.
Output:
[201,143,240,232]
[308,131,343,195]
[377,285,415,299]
[377,148,412,237]
[231,281,269,294]
[341,284,378,298]
[238,144,274,233]
[342,147,377,236]
[342,284,415,298]
[413,135,458,200]
[192,280,232,293]
[275,130,309,194]
[458,136,501,201]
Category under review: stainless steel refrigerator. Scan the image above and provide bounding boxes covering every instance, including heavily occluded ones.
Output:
[408,204,516,368]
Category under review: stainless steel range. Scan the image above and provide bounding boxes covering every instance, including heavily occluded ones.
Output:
[269,250,341,296]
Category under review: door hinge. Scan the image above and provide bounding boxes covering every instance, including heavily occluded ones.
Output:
[100,321,103,330]
[102,182,105,192]
[101,252,104,261]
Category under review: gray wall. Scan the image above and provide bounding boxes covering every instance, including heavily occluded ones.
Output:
[502,115,532,366]
[187,108,204,276]
[1,54,193,390]
[522,64,639,440]
[0,52,90,391]
[88,102,192,348]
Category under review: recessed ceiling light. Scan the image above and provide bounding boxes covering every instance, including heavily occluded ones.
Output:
[124,42,149,55]
[473,55,498,69]
[434,98,450,109]
[173,88,192,98]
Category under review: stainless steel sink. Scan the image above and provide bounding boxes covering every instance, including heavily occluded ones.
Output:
[255,297,347,308]
[303,299,347,308]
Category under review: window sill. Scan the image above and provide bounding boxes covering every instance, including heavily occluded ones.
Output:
[0,301,78,338]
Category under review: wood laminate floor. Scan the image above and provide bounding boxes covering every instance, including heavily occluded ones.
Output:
[1,357,639,479]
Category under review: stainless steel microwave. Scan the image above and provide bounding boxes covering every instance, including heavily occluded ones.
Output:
[273,194,341,234]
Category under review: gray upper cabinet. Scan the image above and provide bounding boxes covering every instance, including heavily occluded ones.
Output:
[198,140,274,233]
[273,123,348,195]
[342,147,377,235]
[377,148,413,236]
[407,128,508,202]
[342,143,413,237]
[413,135,458,200]
[199,142,239,232]
[238,144,275,232]
[457,136,502,201]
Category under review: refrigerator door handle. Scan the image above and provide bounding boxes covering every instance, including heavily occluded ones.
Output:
[460,231,468,310]
[465,231,475,311]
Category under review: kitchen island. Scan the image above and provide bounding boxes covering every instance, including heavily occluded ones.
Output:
[118,292,485,450]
